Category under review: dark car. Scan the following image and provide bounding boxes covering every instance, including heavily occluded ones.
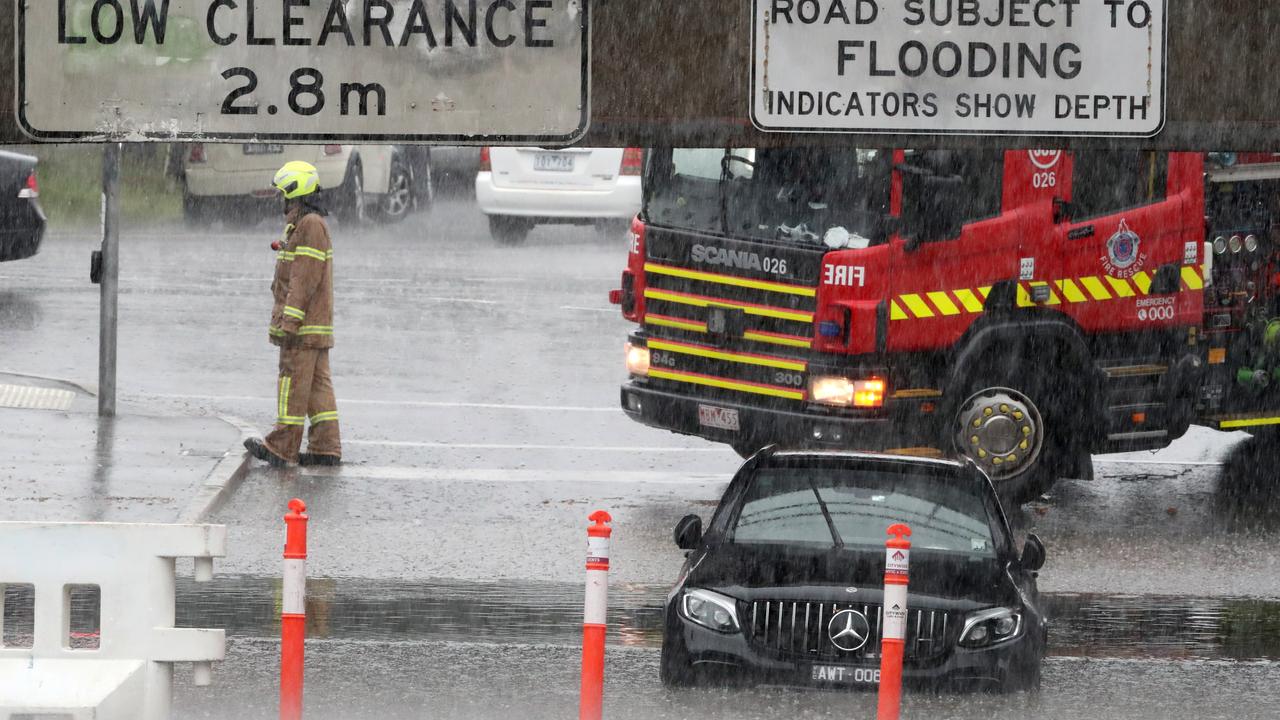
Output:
[661,448,1047,692]
[0,150,45,262]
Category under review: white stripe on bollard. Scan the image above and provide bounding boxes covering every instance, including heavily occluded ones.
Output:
[282,558,307,616]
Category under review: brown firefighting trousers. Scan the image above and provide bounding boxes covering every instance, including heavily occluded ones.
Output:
[264,346,341,462]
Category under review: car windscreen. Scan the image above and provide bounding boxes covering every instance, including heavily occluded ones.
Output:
[731,465,997,558]
[644,147,893,248]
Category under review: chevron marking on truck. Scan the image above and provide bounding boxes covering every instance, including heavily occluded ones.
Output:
[889,269,1205,322]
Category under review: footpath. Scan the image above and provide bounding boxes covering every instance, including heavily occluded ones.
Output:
[0,371,251,523]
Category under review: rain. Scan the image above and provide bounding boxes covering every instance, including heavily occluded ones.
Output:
[4,3,1280,720]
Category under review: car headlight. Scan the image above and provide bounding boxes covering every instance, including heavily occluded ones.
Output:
[679,588,740,633]
[625,341,649,377]
[958,607,1024,648]
[809,376,884,408]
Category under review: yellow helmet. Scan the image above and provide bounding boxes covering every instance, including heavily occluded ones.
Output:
[273,161,320,199]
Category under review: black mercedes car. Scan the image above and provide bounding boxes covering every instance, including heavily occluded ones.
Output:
[661,448,1047,692]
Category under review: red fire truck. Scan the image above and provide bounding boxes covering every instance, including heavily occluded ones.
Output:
[611,148,1280,501]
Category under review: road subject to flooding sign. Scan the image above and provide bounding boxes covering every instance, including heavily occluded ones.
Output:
[752,0,1166,135]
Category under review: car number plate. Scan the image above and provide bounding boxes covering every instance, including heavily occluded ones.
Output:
[533,152,574,172]
[811,665,880,685]
[697,404,740,432]
[243,143,285,155]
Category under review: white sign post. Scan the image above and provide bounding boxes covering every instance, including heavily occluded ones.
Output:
[18,0,589,143]
[752,0,1166,136]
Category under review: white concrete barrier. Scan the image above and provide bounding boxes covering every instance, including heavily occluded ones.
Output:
[0,522,226,720]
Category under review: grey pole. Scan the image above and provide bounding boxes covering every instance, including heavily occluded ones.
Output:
[98,142,121,417]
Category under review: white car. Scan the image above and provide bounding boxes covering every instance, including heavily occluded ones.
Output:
[475,147,644,244]
[182,144,432,225]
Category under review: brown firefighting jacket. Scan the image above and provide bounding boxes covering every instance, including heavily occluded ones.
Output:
[268,209,334,349]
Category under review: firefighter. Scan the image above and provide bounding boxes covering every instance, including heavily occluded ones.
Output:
[244,160,342,467]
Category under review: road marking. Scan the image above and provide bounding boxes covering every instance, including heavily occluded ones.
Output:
[295,466,728,484]
[343,440,727,453]
[137,392,617,413]
[560,306,617,313]
[421,296,499,305]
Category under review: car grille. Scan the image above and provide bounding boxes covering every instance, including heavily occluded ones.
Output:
[743,599,955,664]
[641,228,824,405]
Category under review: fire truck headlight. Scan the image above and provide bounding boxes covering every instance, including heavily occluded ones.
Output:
[1230,235,1244,254]
[1213,236,1228,255]
[1245,234,1259,253]
[625,342,650,377]
[809,376,885,408]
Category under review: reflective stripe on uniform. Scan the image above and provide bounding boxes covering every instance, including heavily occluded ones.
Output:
[277,376,305,425]
[283,306,306,320]
[268,326,286,337]
[298,325,333,335]
[310,411,339,424]
[294,246,329,262]
[276,251,295,262]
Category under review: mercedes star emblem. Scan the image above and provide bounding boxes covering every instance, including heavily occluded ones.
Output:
[827,609,871,652]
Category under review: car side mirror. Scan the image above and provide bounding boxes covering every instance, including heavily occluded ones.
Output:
[674,514,703,550]
[1021,533,1046,571]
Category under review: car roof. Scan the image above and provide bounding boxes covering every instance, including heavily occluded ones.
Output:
[768,449,968,470]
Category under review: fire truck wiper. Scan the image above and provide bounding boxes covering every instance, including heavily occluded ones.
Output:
[807,478,845,549]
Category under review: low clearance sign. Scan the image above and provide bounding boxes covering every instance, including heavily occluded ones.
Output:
[19,0,589,142]
[751,0,1166,136]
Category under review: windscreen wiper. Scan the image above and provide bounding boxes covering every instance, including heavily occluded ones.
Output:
[807,478,845,549]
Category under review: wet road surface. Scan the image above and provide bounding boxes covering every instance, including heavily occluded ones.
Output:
[6,185,1280,716]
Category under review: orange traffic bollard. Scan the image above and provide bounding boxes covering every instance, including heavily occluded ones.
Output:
[281,498,308,720]
[579,510,612,720]
[877,523,912,720]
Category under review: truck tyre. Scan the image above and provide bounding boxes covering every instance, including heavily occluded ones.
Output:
[488,215,532,245]
[950,368,1070,505]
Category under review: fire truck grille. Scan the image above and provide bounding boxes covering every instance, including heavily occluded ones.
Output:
[642,230,823,403]
[743,599,955,665]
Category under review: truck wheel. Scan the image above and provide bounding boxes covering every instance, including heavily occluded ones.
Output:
[488,215,531,245]
[951,373,1065,505]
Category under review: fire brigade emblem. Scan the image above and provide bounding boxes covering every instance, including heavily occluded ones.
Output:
[1103,219,1146,278]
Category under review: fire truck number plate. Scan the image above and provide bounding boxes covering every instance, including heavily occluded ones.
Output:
[698,405,741,432]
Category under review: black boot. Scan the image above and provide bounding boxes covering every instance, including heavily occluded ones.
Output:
[299,452,341,467]
[244,438,290,467]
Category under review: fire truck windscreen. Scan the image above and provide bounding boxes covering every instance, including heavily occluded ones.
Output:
[643,148,895,248]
